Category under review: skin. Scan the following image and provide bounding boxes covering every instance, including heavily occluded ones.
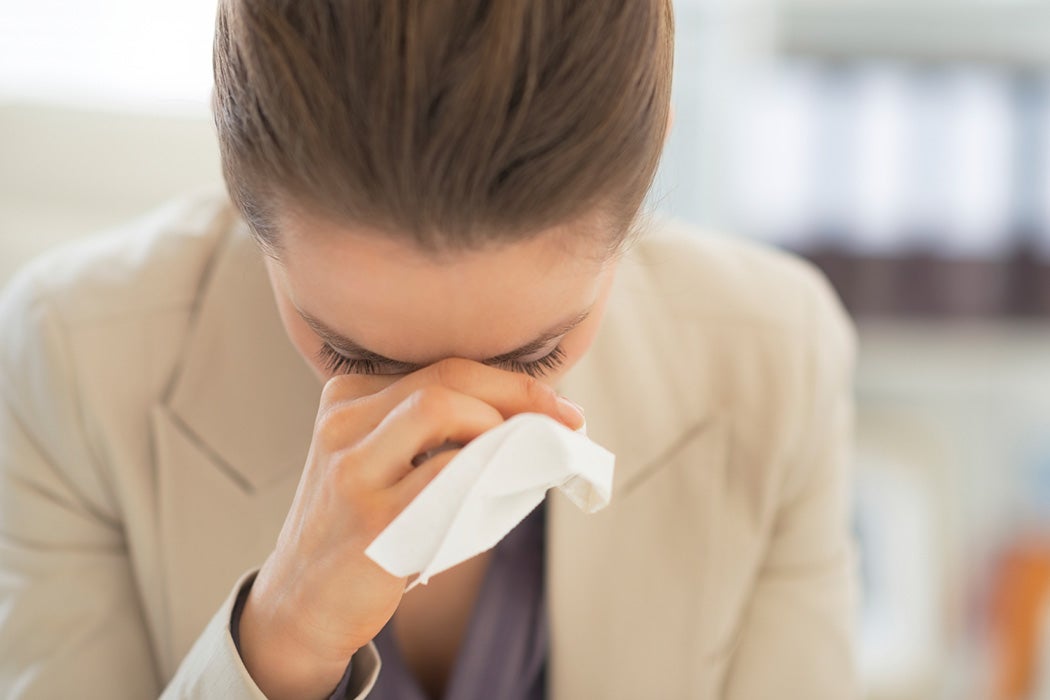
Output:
[238,208,622,699]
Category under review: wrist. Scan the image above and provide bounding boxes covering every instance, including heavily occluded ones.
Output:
[238,583,356,700]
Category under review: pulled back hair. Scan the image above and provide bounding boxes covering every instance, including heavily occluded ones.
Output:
[213,0,674,254]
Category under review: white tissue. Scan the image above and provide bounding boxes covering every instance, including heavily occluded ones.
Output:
[365,412,615,589]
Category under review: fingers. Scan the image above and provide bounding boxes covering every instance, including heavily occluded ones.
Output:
[388,447,459,512]
[316,357,586,496]
[354,385,503,486]
[324,357,584,430]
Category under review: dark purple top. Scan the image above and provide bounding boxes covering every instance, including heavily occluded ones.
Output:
[233,502,548,699]
[365,501,547,700]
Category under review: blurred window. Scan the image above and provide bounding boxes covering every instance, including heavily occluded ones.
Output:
[0,1,216,115]
[780,0,1050,65]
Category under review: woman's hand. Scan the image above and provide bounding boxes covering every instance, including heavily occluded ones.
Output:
[237,358,585,699]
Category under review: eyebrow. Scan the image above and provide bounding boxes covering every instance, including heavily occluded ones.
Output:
[296,304,593,370]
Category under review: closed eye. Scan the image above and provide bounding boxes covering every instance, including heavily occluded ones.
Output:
[316,343,567,378]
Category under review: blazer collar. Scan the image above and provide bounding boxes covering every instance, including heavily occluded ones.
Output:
[163,211,320,491]
[162,212,710,494]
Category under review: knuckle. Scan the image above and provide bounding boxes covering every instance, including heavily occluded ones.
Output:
[519,373,554,410]
[320,374,350,405]
[314,402,362,450]
[329,449,383,499]
[321,452,400,539]
[328,454,364,498]
[431,357,472,386]
[407,385,455,423]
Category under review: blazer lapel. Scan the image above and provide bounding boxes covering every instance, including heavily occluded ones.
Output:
[150,215,321,670]
[163,215,321,492]
[549,250,730,698]
[546,419,730,698]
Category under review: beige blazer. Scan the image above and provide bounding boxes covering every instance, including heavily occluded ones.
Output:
[0,194,858,699]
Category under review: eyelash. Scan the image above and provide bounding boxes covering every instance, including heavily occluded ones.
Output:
[316,343,568,378]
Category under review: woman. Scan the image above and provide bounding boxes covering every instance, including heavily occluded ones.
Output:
[0,1,858,698]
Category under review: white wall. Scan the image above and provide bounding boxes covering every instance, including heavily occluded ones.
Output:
[0,103,222,286]
[0,1,779,288]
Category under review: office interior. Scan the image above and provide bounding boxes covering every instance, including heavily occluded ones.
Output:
[3,2,1050,699]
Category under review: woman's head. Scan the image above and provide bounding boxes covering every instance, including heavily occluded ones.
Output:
[213,0,673,253]
[212,0,674,385]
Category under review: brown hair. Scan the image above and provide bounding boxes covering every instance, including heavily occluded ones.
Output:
[213,0,673,254]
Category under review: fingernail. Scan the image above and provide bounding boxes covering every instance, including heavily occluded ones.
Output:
[555,395,585,429]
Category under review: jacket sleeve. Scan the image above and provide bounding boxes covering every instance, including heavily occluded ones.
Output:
[161,570,381,699]
[0,272,380,698]
[720,273,861,700]
[0,271,161,697]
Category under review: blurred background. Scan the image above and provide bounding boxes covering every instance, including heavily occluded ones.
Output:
[2,1,1050,698]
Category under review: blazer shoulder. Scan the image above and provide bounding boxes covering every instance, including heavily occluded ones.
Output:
[611,219,857,469]
[1,191,235,330]
[626,217,850,339]
[0,192,242,519]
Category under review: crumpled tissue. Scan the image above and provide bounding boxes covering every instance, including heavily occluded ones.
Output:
[365,412,614,589]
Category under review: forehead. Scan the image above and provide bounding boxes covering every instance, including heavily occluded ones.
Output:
[272,214,614,363]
